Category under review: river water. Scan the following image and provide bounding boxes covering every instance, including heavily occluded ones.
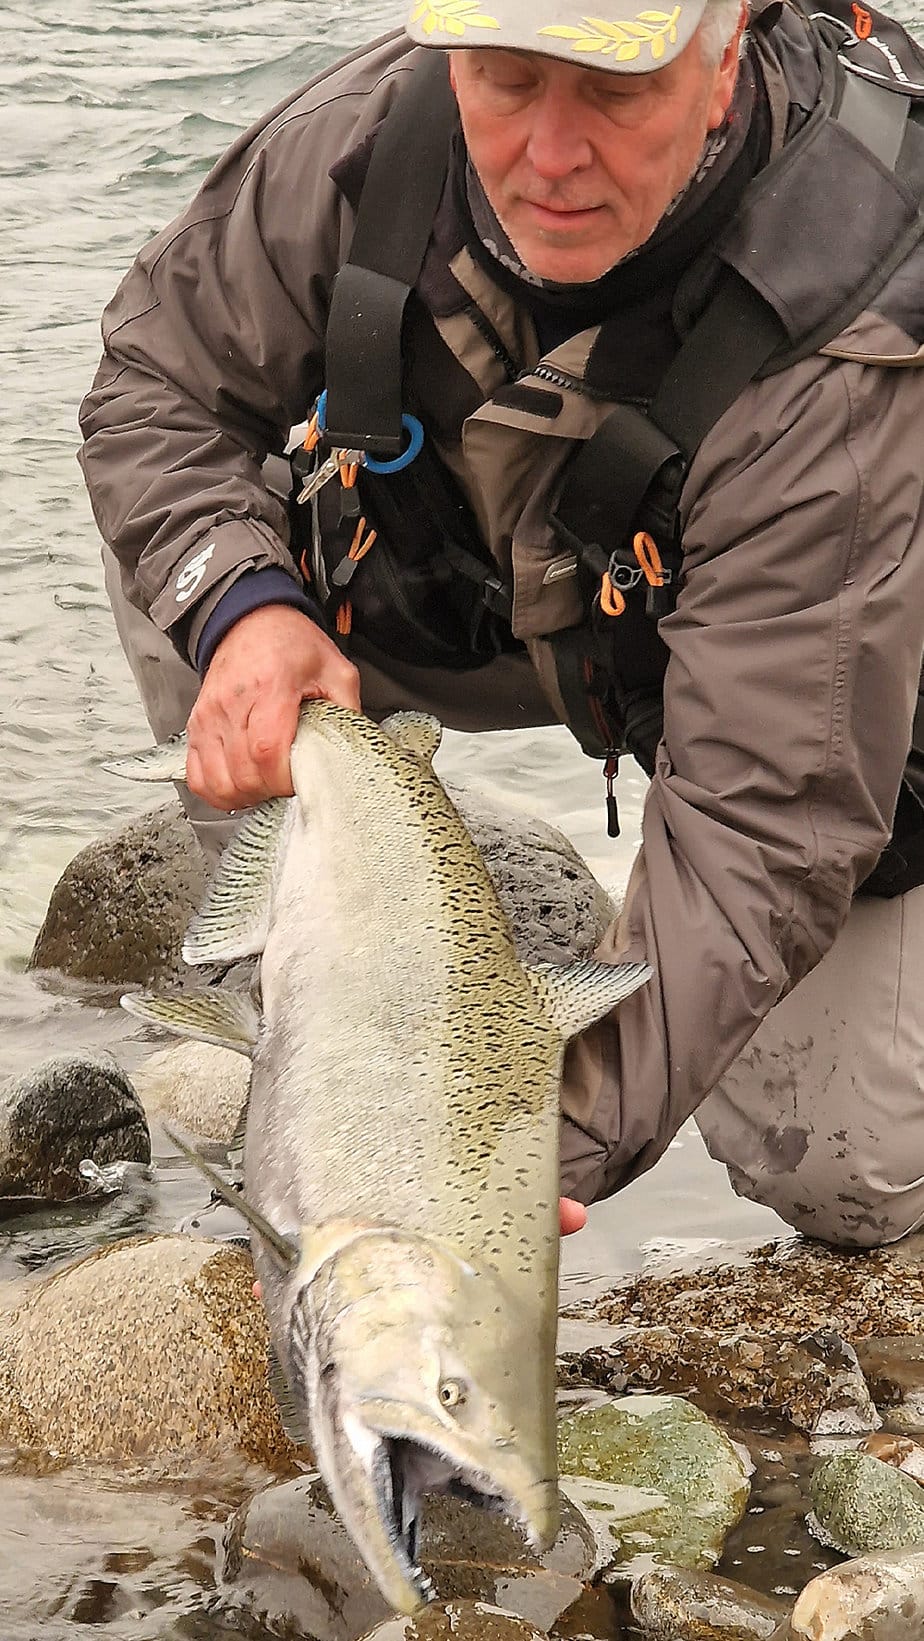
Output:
[1,1,915,1633]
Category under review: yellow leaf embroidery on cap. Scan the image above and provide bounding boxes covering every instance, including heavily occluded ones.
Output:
[538,7,681,60]
[411,0,500,35]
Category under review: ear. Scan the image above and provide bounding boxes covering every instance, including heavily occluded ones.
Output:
[707,5,748,130]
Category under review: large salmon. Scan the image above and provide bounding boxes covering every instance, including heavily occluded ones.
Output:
[109,703,650,1612]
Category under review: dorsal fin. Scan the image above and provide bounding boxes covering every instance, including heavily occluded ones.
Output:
[380,712,442,764]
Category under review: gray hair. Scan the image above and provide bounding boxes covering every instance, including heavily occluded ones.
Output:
[699,0,750,63]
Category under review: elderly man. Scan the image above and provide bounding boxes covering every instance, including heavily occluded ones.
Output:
[80,0,924,1246]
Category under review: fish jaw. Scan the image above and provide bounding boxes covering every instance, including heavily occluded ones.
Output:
[307,1380,559,1614]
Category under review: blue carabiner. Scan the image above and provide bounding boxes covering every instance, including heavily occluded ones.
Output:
[314,391,423,474]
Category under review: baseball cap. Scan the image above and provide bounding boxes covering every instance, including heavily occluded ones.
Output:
[404,0,708,73]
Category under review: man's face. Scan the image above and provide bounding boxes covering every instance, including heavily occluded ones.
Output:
[449,20,744,284]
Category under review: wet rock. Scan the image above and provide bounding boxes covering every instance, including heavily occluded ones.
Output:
[629,1564,789,1639]
[856,1336,924,1435]
[0,1234,297,1468]
[358,1602,550,1641]
[219,1472,596,1639]
[134,1039,249,1145]
[29,803,207,987]
[808,1452,924,1555]
[560,1329,879,1437]
[785,1547,924,1639]
[0,1053,150,1206]
[559,1237,923,1433]
[556,1394,751,1576]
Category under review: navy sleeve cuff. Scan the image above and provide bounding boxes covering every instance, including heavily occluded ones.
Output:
[195,568,326,676]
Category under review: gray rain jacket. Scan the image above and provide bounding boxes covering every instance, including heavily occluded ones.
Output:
[79,6,924,1203]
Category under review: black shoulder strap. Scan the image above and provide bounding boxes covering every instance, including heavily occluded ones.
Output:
[323,54,457,455]
[554,266,787,565]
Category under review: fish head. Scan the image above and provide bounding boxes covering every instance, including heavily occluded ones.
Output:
[286,1226,559,1613]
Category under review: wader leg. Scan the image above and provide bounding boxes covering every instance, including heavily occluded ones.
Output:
[695,885,924,1248]
[102,547,236,865]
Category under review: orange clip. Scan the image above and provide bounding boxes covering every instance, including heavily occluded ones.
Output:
[338,457,360,488]
[633,531,665,588]
[334,518,378,637]
[302,413,320,454]
[851,3,872,37]
[600,573,626,618]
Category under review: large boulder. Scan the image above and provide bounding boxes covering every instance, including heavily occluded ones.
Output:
[29,786,614,993]
[0,1234,297,1468]
[29,803,208,986]
[0,1053,150,1210]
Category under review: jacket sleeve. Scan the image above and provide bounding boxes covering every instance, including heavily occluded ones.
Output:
[558,352,924,1202]
[77,48,411,663]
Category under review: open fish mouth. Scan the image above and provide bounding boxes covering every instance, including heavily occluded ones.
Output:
[372,1432,535,1604]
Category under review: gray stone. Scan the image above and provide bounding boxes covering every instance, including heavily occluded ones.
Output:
[219,1472,596,1641]
[29,802,208,986]
[0,1053,150,1207]
[556,1394,751,1577]
[809,1453,924,1556]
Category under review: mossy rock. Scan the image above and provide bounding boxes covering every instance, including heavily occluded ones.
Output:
[557,1394,750,1576]
[810,1452,924,1555]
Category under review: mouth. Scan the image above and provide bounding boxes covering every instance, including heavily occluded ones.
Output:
[522,201,604,229]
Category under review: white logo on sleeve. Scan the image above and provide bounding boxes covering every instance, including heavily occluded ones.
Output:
[175,542,216,604]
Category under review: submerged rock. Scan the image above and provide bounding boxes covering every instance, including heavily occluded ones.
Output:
[29,803,208,987]
[786,1547,924,1639]
[629,1564,789,1639]
[556,1394,751,1575]
[809,1452,924,1556]
[0,1053,150,1207]
[356,1602,550,1641]
[219,1472,595,1640]
[0,1234,295,1468]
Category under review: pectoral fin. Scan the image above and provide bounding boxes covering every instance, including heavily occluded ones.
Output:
[525,957,652,1039]
[183,797,293,964]
[121,988,259,1055]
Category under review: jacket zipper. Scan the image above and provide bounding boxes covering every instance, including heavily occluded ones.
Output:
[464,302,521,383]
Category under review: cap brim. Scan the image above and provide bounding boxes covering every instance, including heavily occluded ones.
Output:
[405,0,706,74]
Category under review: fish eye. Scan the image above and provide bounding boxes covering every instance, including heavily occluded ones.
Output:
[438,1378,466,1409]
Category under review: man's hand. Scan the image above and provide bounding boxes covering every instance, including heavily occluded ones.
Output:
[186,605,361,811]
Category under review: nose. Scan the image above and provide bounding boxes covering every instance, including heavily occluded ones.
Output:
[525,87,594,180]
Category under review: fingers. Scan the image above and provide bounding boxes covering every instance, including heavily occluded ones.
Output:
[559,1197,587,1236]
[185,604,361,811]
